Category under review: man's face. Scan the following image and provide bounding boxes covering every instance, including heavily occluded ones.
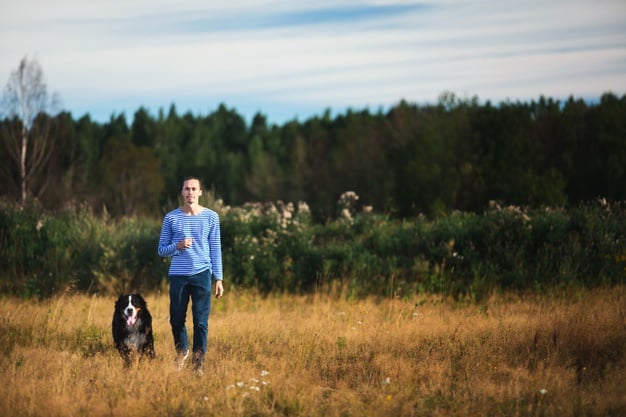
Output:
[182,179,202,204]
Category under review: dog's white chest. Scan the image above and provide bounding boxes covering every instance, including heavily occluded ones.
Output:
[124,318,147,348]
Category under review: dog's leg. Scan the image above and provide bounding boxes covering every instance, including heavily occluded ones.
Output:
[119,346,133,368]
[145,338,156,359]
[144,326,155,359]
[144,346,156,360]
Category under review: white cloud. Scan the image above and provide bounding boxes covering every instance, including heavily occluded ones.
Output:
[1,0,625,123]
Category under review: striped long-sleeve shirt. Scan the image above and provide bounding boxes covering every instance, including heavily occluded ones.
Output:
[157,207,223,280]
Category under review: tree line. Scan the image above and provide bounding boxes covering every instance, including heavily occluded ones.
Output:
[1,59,625,220]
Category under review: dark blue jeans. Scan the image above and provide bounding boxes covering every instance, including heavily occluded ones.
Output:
[169,269,212,355]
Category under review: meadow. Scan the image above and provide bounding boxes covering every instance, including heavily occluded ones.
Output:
[1,286,624,417]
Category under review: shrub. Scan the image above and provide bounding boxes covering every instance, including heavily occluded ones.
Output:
[1,199,624,299]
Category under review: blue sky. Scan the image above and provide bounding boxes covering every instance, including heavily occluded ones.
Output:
[1,0,625,126]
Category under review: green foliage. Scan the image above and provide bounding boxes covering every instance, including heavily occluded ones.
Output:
[0,202,164,297]
[3,93,626,221]
[221,201,319,293]
[98,136,165,217]
[1,199,625,299]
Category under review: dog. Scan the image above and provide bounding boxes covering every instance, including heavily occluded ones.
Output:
[112,293,155,367]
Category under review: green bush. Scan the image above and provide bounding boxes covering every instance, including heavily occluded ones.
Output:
[0,199,624,299]
[0,202,165,297]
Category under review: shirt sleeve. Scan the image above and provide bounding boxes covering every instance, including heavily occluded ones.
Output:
[158,213,180,258]
[209,212,224,280]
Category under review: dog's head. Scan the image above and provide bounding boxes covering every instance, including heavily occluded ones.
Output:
[115,294,147,326]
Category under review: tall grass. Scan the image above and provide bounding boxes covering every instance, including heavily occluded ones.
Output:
[1,287,624,416]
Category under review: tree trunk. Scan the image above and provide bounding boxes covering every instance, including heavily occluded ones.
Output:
[20,124,27,204]
[1,56,58,205]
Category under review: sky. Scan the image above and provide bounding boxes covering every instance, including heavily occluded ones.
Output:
[1,0,625,126]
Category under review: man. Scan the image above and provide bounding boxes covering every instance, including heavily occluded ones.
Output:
[158,176,224,375]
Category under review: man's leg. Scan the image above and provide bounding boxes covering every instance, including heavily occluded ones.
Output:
[190,270,212,373]
[169,275,191,368]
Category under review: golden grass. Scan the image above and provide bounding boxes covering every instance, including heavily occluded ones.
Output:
[1,286,625,417]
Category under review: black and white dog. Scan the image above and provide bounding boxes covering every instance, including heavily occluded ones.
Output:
[112,294,155,367]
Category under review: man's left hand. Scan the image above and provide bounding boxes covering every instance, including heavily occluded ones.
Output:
[215,280,224,299]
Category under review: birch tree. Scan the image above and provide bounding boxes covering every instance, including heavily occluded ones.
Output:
[1,56,59,204]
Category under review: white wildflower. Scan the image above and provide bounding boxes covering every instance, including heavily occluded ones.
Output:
[297,201,310,215]
[340,208,353,222]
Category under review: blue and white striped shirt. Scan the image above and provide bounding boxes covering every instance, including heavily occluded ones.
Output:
[158,207,223,279]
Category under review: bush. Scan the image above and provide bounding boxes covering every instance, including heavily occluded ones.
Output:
[1,199,625,299]
[0,202,165,297]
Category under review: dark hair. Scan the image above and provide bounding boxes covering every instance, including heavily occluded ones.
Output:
[182,176,202,189]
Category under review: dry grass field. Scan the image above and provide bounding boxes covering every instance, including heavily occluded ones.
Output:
[1,286,625,417]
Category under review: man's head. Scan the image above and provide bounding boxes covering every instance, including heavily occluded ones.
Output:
[181,177,203,205]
